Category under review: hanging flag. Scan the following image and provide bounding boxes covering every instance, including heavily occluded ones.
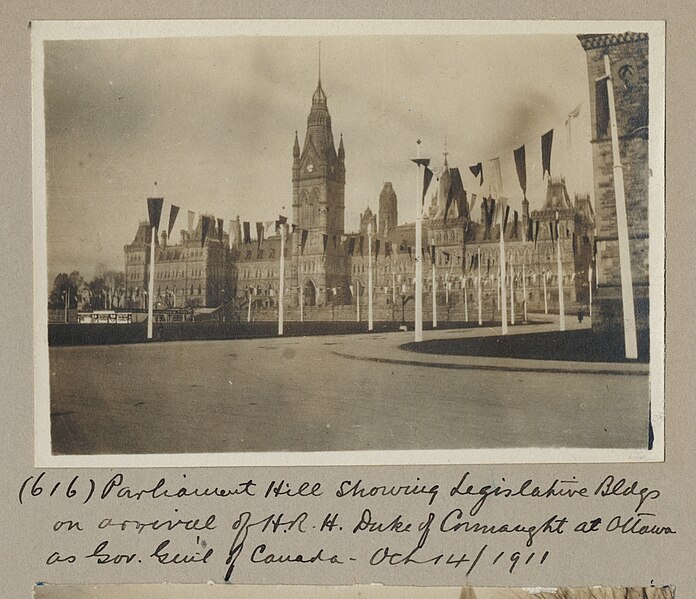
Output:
[322,233,328,257]
[167,204,180,237]
[548,221,555,245]
[187,210,195,233]
[445,168,467,223]
[201,216,211,248]
[411,158,433,205]
[374,239,381,257]
[243,221,251,244]
[347,236,356,256]
[541,129,554,179]
[469,162,484,186]
[513,145,527,198]
[534,220,540,247]
[430,244,436,265]
[513,210,519,239]
[147,197,164,231]
[503,204,510,234]
[488,157,503,197]
[565,102,583,148]
[217,218,224,242]
[300,229,309,255]
[527,215,534,243]
[470,193,478,215]
[256,222,264,249]
[359,236,365,257]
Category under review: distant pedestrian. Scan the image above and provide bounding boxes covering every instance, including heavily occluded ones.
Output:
[577,307,584,323]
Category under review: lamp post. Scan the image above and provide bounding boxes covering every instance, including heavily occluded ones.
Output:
[367,223,373,332]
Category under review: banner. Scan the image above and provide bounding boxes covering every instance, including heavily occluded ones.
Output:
[513,145,527,197]
[542,129,554,179]
[469,162,483,186]
[201,216,211,248]
[256,222,264,248]
[217,218,224,242]
[488,157,503,197]
[167,204,180,238]
[147,197,164,231]
[243,221,251,244]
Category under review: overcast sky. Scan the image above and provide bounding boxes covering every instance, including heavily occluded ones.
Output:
[43,33,594,280]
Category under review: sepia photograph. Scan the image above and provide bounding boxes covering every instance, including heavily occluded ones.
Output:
[32,20,665,466]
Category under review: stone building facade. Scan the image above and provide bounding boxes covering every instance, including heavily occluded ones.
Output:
[578,32,650,338]
[124,216,233,309]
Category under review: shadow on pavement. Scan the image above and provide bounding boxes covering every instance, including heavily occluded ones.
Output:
[400,328,650,364]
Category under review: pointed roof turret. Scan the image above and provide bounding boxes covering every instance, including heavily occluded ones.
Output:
[338,133,345,161]
[293,130,300,160]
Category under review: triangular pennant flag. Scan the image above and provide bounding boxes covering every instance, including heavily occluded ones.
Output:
[187,210,195,233]
[445,167,467,223]
[527,216,534,243]
[201,216,211,248]
[411,158,431,168]
[513,210,519,238]
[147,197,164,231]
[243,221,251,244]
[503,205,510,233]
[488,157,503,197]
[534,220,540,247]
[217,217,224,242]
[256,222,264,249]
[422,166,434,205]
[513,145,527,198]
[469,162,484,186]
[565,102,583,148]
[300,229,309,255]
[541,129,554,179]
[167,204,180,237]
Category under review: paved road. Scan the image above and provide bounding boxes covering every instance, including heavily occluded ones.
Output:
[49,320,650,455]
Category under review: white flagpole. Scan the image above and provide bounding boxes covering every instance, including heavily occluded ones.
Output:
[147,224,156,340]
[603,53,638,359]
[499,211,508,335]
[477,246,482,325]
[414,142,423,342]
[278,223,285,336]
[543,270,549,315]
[588,266,593,317]
[510,262,515,325]
[356,280,360,322]
[431,245,437,328]
[300,282,304,322]
[463,277,468,322]
[555,217,566,331]
[522,263,528,322]
[247,289,252,323]
[368,224,373,331]
[392,270,396,305]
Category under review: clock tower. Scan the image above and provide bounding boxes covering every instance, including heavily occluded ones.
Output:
[292,74,346,236]
[291,67,348,305]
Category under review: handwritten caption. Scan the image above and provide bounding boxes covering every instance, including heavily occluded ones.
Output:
[18,472,675,580]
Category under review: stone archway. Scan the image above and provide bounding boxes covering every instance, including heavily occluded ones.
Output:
[303,279,317,307]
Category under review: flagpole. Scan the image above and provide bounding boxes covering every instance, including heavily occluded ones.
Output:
[368,224,373,331]
[603,53,638,359]
[522,263,528,323]
[391,270,396,305]
[463,277,468,322]
[414,141,423,342]
[509,262,515,325]
[499,220,508,335]
[555,216,566,332]
[147,224,156,340]
[431,244,437,329]
[477,246,482,326]
[543,270,548,315]
[300,282,304,322]
[356,280,360,322]
[278,223,285,336]
[247,289,252,323]
[588,266,593,317]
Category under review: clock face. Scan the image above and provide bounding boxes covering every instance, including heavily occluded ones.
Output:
[306,164,314,173]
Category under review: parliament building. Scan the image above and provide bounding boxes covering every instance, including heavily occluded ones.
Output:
[125,71,595,320]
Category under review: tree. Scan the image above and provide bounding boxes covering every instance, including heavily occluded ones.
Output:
[48,272,82,309]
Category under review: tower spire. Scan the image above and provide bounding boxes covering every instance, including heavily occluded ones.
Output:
[318,41,321,86]
[443,138,449,167]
